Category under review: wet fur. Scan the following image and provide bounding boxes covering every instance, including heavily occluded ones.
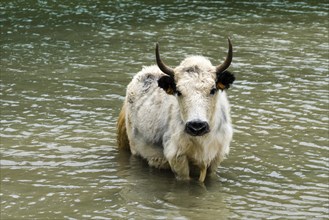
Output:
[118,56,234,182]
[117,103,130,151]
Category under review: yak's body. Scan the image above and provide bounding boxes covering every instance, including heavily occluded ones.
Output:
[117,41,234,182]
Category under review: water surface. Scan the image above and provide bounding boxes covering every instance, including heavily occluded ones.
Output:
[1,1,328,219]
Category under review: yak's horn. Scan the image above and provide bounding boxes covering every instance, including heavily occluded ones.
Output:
[216,38,233,73]
[155,43,175,78]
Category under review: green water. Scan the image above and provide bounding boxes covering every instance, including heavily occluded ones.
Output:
[1,1,328,219]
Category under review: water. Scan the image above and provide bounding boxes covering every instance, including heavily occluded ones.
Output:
[1,1,328,219]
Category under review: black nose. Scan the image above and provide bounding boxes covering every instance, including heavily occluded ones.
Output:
[185,121,210,136]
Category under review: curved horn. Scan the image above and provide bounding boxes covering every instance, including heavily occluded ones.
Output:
[155,43,175,78]
[216,38,233,73]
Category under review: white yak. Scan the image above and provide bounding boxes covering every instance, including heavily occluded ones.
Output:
[117,39,235,182]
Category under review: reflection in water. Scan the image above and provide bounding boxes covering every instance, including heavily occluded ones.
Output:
[1,0,328,219]
[117,152,229,219]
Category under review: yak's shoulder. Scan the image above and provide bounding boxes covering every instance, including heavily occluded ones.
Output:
[127,65,165,95]
[133,65,164,82]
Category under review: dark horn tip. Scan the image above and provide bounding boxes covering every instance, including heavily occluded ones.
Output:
[216,38,233,74]
[155,42,175,77]
[227,37,232,51]
[155,42,159,54]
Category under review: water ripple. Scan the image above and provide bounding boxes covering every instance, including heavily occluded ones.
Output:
[1,1,328,219]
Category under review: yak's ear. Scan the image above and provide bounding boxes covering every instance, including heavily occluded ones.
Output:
[158,75,176,95]
[216,70,235,90]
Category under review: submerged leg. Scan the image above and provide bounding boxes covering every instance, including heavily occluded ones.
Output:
[148,156,170,169]
[169,155,190,181]
[199,163,207,182]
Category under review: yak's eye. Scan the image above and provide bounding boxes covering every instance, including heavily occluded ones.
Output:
[210,88,217,96]
[176,90,182,96]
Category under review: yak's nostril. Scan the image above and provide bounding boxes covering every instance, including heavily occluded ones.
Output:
[185,121,210,136]
[188,121,207,131]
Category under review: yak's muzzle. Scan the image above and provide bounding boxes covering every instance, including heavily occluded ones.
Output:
[185,120,210,136]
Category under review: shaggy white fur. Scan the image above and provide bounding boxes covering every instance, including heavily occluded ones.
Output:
[123,56,233,182]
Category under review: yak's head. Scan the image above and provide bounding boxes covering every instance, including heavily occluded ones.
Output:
[157,39,235,137]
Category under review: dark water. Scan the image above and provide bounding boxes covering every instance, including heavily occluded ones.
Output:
[1,1,328,219]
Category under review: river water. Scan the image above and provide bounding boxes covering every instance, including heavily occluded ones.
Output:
[1,1,328,219]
